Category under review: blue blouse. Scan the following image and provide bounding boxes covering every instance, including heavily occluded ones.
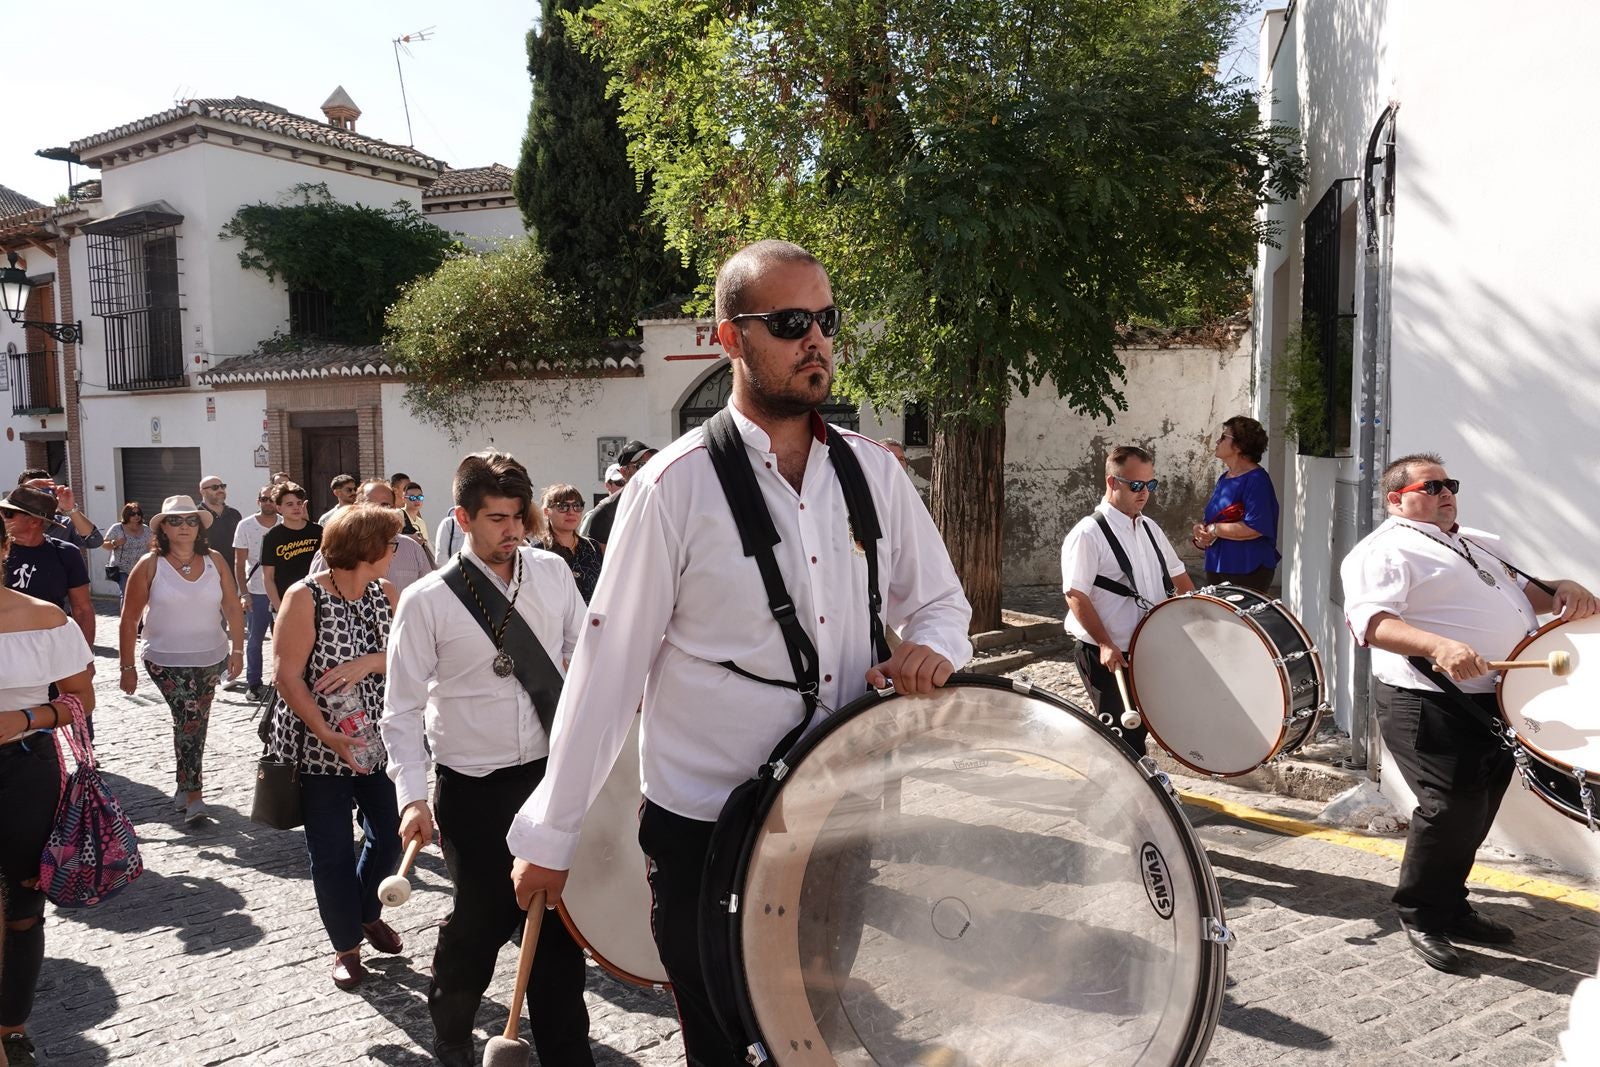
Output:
[1203,466,1281,575]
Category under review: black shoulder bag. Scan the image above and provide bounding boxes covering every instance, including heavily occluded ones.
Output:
[697,409,890,1056]
[439,553,564,735]
[250,581,321,830]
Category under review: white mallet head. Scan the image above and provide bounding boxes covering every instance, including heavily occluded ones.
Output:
[1121,710,1143,730]
[1550,649,1573,677]
[377,873,412,907]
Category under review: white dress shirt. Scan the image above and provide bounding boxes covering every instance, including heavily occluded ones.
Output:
[1061,501,1186,651]
[381,544,586,809]
[506,403,973,869]
[1341,516,1536,694]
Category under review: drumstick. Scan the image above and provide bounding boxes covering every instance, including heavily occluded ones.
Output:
[483,890,546,1067]
[1433,651,1572,677]
[1113,666,1142,730]
[377,838,424,907]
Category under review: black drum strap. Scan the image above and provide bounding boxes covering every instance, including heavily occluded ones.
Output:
[825,425,892,666]
[1403,656,1507,739]
[1091,513,1174,607]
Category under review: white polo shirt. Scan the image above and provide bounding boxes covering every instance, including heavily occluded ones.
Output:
[1061,500,1185,652]
[1340,516,1537,694]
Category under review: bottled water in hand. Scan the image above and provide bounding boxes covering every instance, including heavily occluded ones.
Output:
[327,692,380,773]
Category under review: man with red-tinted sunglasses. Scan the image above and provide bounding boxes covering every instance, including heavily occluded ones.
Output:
[1342,451,1596,975]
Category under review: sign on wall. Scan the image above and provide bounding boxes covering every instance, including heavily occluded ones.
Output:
[596,435,625,481]
[150,417,162,444]
[0,343,11,392]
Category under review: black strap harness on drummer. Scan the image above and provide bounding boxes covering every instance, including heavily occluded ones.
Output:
[439,554,563,735]
[1091,512,1174,610]
[702,407,892,763]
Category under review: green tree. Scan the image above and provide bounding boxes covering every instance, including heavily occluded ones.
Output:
[514,0,692,336]
[572,0,1302,628]
[220,183,458,344]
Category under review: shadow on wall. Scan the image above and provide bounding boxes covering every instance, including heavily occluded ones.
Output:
[1298,0,1391,186]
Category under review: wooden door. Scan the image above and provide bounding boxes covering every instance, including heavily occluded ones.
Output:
[301,428,360,518]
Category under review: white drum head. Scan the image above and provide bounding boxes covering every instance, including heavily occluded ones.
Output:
[1500,616,1600,777]
[558,715,670,987]
[1130,596,1286,776]
[738,683,1224,1066]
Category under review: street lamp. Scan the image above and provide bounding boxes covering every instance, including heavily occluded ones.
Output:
[0,252,83,345]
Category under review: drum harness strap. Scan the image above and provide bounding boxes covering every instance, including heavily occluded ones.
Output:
[703,408,892,774]
[1091,512,1175,617]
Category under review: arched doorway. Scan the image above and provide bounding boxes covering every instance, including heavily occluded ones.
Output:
[676,361,860,435]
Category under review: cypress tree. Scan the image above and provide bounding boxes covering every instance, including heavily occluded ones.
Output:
[514,1,690,337]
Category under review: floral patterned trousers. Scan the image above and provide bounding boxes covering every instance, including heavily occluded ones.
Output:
[145,659,226,793]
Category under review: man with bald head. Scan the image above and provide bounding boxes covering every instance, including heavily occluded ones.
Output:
[1342,452,1596,973]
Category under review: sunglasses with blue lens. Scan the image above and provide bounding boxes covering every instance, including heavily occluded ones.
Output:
[1111,475,1160,493]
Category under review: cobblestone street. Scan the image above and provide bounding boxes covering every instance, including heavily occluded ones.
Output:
[23,604,1600,1065]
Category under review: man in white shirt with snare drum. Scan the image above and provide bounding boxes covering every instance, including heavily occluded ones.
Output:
[1341,452,1595,974]
[504,240,973,1067]
[380,451,591,1067]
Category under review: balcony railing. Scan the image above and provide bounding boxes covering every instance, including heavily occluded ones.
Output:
[9,350,63,415]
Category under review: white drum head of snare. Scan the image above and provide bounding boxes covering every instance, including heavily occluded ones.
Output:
[737,684,1222,1066]
[558,715,670,987]
[1500,616,1600,775]
[1131,597,1286,775]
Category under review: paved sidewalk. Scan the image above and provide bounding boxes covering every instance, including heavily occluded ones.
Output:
[20,605,1599,1065]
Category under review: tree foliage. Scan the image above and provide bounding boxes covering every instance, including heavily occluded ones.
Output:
[385,237,591,436]
[219,183,459,344]
[514,0,694,337]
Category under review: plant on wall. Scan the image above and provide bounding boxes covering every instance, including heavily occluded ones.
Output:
[1282,323,1333,458]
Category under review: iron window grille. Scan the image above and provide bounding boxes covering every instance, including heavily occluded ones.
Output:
[1300,180,1357,457]
[9,350,63,415]
[289,288,335,340]
[85,205,186,391]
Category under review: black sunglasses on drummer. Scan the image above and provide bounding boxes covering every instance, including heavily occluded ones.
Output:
[1398,478,1460,496]
[729,306,842,340]
[1112,475,1160,493]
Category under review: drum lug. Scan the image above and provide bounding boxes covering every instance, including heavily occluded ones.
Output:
[770,758,790,782]
[745,1041,770,1065]
[1576,768,1597,832]
[1273,651,1311,666]
[1205,918,1235,945]
[725,893,740,914]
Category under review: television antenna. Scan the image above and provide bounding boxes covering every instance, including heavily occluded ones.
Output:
[391,26,435,147]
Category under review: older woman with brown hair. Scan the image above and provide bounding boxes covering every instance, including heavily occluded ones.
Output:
[119,495,245,827]
[1192,415,1281,592]
[102,501,153,596]
[267,503,404,992]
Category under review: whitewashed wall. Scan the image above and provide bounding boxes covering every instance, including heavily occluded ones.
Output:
[426,203,526,251]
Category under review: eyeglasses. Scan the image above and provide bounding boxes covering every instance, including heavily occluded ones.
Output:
[729,306,842,340]
[1111,475,1160,493]
[1398,478,1459,496]
[202,483,226,491]
[549,502,584,513]
[388,538,401,552]
[257,496,271,502]
[1217,433,1233,442]
[126,511,143,517]
[406,494,424,502]
[166,514,202,528]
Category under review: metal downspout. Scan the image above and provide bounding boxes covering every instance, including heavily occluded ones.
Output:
[1350,103,1398,772]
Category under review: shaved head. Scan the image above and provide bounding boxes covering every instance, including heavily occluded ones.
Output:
[714,239,826,323]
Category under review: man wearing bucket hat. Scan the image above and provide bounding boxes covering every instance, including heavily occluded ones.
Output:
[0,485,95,646]
[578,440,655,549]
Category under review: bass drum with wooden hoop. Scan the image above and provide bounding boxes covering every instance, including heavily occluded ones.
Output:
[701,673,1230,1066]
[1128,586,1326,776]
[556,714,671,987]
[1499,615,1600,829]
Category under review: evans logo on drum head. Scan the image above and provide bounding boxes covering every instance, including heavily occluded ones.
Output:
[1140,842,1175,919]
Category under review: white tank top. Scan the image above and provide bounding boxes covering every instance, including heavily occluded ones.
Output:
[140,555,230,667]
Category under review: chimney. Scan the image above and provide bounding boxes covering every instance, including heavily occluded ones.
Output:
[321,86,361,131]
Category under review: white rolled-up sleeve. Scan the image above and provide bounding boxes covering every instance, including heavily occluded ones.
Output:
[381,588,438,809]
[1061,522,1099,595]
[506,478,681,870]
[1342,545,1409,647]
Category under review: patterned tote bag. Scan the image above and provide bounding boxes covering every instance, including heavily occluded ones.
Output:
[37,694,145,907]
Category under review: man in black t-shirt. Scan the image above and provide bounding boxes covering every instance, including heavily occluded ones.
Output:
[199,475,243,555]
[0,485,95,645]
[260,482,322,610]
[578,440,656,548]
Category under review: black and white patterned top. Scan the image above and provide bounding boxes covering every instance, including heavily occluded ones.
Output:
[267,577,392,776]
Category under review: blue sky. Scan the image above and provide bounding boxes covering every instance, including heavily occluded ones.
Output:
[2,0,540,203]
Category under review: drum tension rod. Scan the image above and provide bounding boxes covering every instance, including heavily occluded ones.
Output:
[1576,768,1596,832]
[1272,651,1311,666]
[1205,918,1235,945]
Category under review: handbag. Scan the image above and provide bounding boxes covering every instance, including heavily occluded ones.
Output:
[37,694,145,908]
[104,563,120,582]
[250,581,319,830]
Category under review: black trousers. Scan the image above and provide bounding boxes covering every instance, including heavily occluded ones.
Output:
[0,734,59,1027]
[1204,565,1275,593]
[638,801,750,1067]
[1072,642,1148,756]
[431,760,593,1063]
[1375,682,1514,931]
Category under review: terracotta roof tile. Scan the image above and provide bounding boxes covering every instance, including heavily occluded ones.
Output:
[424,164,515,199]
[199,339,643,385]
[0,183,46,219]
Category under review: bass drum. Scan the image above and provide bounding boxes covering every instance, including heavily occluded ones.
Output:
[1499,614,1600,782]
[706,674,1229,1066]
[556,714,671,987]
[1512,744,1598,830]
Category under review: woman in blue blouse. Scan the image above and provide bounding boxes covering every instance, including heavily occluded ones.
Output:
[1191,416,1280,592]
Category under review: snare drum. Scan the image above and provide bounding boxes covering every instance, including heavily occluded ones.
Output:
[702,674,1229,1066]
[1128,586,1326,776]
[556,714,671,987]
[1499,615,1600,829]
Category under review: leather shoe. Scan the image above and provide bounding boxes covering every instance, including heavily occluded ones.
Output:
[332,951,366,991]
[432,1038,474,1067]
[362,919,404,954]
[1445,910,1515,945]
[1401,921,1463,973]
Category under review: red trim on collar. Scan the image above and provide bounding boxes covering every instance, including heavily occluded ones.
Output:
[808,410,827,443]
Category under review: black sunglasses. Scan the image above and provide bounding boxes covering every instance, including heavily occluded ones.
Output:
[165,514,202,528]
[730,306,841,340]
[1112,475,1160,493]
[1399,478,1460,496]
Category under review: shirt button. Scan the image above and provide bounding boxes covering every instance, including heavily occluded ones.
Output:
[590,618,600,626]
[824,673,832,683]
[799,503,806,510]
[819,616,825,624]
[810,556,817,564]
[765,462,772,469]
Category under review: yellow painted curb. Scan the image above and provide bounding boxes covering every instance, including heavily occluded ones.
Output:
[1180,790,1600,911]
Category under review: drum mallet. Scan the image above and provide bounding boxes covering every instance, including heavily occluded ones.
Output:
[1434,650,1573,676]
[1113,666,1143,730]
[377,838,424,908]
[483,889,547,1067]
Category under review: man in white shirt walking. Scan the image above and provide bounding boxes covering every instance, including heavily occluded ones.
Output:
[504,240,973,1067]
[231,486,278,700]
[1341,452,1595,974]
[380,452,591,1067]
[1061,444,1194,753]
